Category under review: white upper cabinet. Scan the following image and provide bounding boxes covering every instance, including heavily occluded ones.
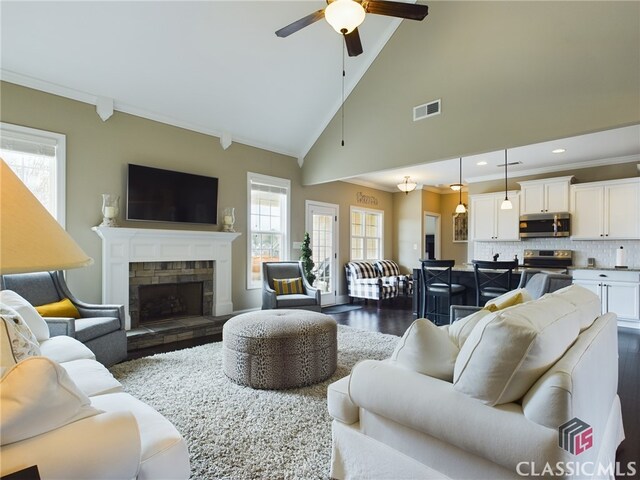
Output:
[518,176,573,214]
[571,178,640,240]
[470,191,520,241]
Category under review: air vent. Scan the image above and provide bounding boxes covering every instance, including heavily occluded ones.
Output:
[413,99,441,121]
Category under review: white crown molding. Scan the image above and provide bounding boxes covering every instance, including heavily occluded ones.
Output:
[0,69,299,159]
[465,154,640,184]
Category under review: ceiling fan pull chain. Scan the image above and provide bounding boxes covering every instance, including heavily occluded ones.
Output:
[341,38,345,147]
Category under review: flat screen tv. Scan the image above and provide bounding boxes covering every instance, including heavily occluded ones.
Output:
[127,164,218,225]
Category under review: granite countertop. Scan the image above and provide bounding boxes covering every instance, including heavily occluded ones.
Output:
[568,266,640,272]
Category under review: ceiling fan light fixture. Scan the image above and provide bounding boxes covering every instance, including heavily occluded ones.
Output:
[325,0,366,34]
[397,176,417,194]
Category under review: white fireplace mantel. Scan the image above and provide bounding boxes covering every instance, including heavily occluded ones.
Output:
[92,226,241,329]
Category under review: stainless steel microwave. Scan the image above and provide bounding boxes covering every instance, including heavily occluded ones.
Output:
[519,212,571,238]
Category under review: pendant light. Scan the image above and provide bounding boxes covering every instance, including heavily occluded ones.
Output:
[454,158,466,213]
[397,176,417,194]
[500,149,513,210]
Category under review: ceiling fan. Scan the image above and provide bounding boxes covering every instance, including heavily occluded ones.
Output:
[275,0,428,57]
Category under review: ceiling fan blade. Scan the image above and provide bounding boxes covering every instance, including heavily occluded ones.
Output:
[364,0,428,21]
[344,28,363,57]
[275,9,325,38]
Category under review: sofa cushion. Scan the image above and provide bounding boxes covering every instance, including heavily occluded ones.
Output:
[276,294,316,307]
[549,284,601,331]
[60,359,123,397]
[91,392,190,480]
[447,309,494,349]
[1,290,50,342]
[348,261,377,279]
[0,356,102,445]
[40,335,96,363]
[0,305,41,371]
[391,319,459,381]
[453,293,581,405]
[75,316,121,343]
[35,297,81,319]
[327,376,359,425]
[374,260,401,277]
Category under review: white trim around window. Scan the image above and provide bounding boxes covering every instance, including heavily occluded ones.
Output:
[350,206,384,262]
[0,122,67,227]
[247,172,291,290]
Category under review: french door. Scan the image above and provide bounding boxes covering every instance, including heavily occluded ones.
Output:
[305,201,339,306]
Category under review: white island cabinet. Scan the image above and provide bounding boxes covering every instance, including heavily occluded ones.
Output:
[572,269,640,328]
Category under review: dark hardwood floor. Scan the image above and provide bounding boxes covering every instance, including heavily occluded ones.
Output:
[127,297,639,477]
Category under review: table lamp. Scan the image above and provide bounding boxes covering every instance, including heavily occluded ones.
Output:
[0,158,93,274]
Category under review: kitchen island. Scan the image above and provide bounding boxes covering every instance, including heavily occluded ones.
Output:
[411,265,522,322]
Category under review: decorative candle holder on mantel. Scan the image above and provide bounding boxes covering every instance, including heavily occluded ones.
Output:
[222,207,235,232]
[100,194,120,227]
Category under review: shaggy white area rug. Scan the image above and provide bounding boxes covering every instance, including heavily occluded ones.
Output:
[110,325,399,480]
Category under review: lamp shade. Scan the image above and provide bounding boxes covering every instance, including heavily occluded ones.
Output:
[0,159,93,274]
[397,176,417,194]
[455,202,467,214]
[324,0,366,34]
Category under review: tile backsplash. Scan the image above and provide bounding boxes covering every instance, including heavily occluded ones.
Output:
[471,238,640,269]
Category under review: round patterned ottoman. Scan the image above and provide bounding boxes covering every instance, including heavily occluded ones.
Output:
[222,309,337,389]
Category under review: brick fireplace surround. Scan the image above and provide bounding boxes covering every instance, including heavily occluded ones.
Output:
[93,226,241,330]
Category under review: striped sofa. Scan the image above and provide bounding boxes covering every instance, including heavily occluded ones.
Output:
[345,260,412,308]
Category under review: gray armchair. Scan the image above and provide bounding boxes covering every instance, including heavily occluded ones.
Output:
[262,261,321,311]
[450,271,573,323]
[1,271,127,366]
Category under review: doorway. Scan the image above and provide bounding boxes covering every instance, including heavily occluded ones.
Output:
[424,212,441,260]
[306,201,339,306]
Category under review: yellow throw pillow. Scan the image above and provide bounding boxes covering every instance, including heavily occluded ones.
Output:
[483,289,529,313]
[35,298,81,319]
[273,278,304,295]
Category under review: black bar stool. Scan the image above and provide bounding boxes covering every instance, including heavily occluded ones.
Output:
[420,260,466,325]
[472,260,518,306]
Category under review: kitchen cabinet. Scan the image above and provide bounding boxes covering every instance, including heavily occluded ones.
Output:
[570,178,640,240]
[572,269,640,328]
[518,176,573,214]
[470,191,520,241]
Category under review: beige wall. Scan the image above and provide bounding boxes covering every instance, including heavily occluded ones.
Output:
[392,190,422,274]
[0,82,394,310]
[302,1,640,185]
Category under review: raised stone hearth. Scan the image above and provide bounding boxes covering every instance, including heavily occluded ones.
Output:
[93,226,241,330]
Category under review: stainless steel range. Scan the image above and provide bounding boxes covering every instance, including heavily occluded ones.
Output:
[522,249,573,273]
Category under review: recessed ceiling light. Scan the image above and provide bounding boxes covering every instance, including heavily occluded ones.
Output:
[552,148,566,154]
[477,161,488,166]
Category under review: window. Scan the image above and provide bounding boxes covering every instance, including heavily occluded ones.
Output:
[0,123,66,226]
[247,173,290,289]
[350,207,383,261]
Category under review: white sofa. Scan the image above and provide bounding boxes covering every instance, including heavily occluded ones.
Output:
[327,285,625,479]
[1,291,190,480]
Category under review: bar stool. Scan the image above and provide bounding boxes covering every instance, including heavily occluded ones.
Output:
[472,260,518,306]
[420,260,466,325]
